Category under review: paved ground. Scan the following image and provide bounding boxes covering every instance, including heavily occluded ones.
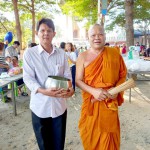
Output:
[0,74,150,150]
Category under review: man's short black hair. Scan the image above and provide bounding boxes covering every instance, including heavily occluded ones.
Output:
[36,18,55,32]
[60,42,66,49]
[12,56,18,61]
[13,41,20,46]
[29,43,37,47]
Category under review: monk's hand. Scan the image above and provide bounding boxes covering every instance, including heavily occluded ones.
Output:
[107,87,118,99]
[91,88,110,102]
[108,93,118,100]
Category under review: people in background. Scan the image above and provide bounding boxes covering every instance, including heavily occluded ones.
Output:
[65,42,77,91]
[74,45,79,57]
[11,56,28,96]
[0,42,9,74]
[79,47,85,54]
[5,41,20,57]
[23,18,74,150]
[0,42,11,102]
[146,46,150,57]
[114,42,120,53]
[60,42,66,51]
[105,42,110,46]
[76,24,127,150]
[135,42,141,53]
[121,43,127,55]
[5,56,13,69]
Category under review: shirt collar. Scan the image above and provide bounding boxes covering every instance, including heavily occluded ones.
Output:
[38,44,57,55]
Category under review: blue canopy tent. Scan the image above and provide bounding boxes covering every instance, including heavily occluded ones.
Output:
[134,30,143,38]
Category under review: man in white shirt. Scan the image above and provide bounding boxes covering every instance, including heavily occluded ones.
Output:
[23,18,74,150]
[5,41,20,57]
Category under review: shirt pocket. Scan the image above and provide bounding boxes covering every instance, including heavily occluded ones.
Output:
[55,64,64,76]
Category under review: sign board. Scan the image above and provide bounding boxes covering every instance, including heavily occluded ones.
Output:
[101,0,108,15]
[102,9,107,15]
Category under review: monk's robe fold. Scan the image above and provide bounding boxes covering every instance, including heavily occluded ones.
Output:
[79,47,127,150]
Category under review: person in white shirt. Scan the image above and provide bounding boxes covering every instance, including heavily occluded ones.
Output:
[65,42,77,91]
[135,42,141,53]
[5,41,20,57]
[23,18,74,150]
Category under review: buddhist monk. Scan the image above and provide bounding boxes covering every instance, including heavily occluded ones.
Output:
[76,24,127,150]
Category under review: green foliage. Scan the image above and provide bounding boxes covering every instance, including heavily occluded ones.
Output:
[106,0,150,30]
[0,0,58,46]
[60,0,150,31]
[0,15,16,41]
[60,0,98,27]
[134,0,150,21]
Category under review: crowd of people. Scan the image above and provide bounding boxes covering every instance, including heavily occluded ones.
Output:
[104,41,150,57]
[0,40,29,102]
[0,17,150,150]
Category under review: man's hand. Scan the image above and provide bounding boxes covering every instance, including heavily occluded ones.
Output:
[60,87,74,98]
[38,87,74,98]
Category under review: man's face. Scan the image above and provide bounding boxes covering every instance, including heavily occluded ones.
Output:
[88,25,106,50]
[36,23,56,46]
[14,44,19,49]
[6,57,11,63]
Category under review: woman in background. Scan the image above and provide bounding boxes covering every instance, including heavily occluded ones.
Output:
[65,42,77,91]
[12,56,28,96]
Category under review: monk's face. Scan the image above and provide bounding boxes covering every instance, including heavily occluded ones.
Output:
[88,25,106,50]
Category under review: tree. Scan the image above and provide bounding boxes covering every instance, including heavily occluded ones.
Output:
[0,0,57,48]
[17,0,56,42]
[60,0,150,49]
[134,0,150,46]
[125,0,134,51]
[16,0,56,42]
[12,0,22,51]
[59,0,122,28]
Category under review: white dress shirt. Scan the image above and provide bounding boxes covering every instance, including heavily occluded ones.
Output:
[23,44,72,118]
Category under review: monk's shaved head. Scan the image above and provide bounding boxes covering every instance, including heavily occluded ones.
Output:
[88,24,106,50]
[88,24,105,36]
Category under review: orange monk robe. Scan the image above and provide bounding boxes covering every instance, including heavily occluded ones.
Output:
[114,46,120,53]
[79,47,127,150]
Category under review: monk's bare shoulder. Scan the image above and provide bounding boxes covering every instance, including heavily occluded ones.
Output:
[78,49,100,68]
[77,50,91,67]
[77,50,88,62]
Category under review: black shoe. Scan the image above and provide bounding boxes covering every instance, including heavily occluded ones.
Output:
[4,96,12,103]
[21,92,28,96]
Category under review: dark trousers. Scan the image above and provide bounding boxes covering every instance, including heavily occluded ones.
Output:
[70,65,76,91]
[32,110,67,150]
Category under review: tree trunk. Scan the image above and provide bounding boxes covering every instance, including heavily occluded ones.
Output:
[144,31,147,46]
[12,0,22,51]
[31,0,35,43]
[125,0,134,52]
[148,30,150,47]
